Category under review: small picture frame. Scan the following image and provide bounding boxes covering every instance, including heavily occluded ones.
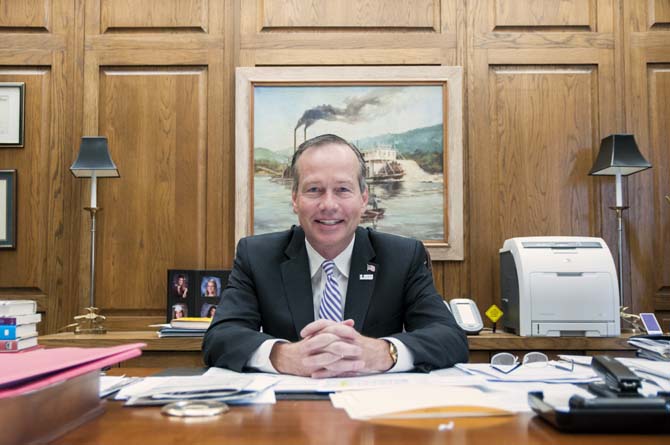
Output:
[0,170,17,249]
[166,269,231,321]
[196,270,231,318]
[166,270,195,321]
[0,83,25,148]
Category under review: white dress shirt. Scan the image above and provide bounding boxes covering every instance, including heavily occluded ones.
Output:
[247,235,414,373]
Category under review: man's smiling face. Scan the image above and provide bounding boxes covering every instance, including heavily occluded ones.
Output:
[291,143,368,260]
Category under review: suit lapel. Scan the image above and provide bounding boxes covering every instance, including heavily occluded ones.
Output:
[280,227,315,337]
[344,228,377,330]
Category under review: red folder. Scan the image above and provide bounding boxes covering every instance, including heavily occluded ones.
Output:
[0,343,145,398]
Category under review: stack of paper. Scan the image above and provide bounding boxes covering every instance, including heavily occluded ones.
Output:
[628,337,670,361]
[116,374,277,406]
[617,357,670,380]
[158,317,212,337]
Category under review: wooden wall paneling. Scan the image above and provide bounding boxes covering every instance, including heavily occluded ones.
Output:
[647,66,670,297]
[95,65,209,310]
[239,0,459,66]
[0,0,50,31]
[0,69,51,287]
[209,0,236,269]
[467,0,619,320]
[650,0,670,28]
[441,0,469,302]
[624,1,670,315]
[491,65,599,238]
[0,0,75,333]
[100,0,209,33]
[77,0,226,327]
[494,0,593,29]
[80,54,218,320]
[260,0,437,30]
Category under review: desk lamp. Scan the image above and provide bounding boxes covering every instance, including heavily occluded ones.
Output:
[589,134,651,324]
[70,136,119,334]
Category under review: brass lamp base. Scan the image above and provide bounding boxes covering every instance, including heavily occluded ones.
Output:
[73,307,107,335]
[620,306,643,334]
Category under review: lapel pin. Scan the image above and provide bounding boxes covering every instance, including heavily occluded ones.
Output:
[359,274,374,281]
[367,264,376,272]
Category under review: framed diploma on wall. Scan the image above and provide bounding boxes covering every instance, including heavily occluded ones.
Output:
[0,170,16,249]
[0,83,25,148]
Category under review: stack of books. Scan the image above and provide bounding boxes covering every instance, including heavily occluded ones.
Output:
[158,317,212,338]
[0,300,40,352]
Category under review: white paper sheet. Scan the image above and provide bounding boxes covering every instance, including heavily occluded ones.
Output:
[204,367,423,392]
[115,374,277,405]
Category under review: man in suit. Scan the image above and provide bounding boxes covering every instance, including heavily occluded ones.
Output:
[203,134,468,377]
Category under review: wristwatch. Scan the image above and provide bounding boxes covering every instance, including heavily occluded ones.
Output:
[387,340,398,366]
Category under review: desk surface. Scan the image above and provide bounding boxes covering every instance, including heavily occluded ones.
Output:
[38,331,636,367]
[39,330,635,350]
[50,368,668,445]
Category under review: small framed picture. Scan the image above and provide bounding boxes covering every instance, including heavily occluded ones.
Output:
[171,302,188,320]
[200,302,218,318]
[166,269,231,321]
[0,83,25,148]
[196,270,231,317]
[166,270,195,321]
[0,170,17,249]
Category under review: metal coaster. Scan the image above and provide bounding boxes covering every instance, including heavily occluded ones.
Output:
[161,400,230,417]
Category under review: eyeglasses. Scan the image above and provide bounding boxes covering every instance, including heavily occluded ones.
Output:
[490,352,574,374]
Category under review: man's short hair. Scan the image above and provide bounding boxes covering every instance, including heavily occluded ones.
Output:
[290,134,367,193]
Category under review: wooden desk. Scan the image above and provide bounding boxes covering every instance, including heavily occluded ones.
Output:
[39,331,636,367]
[50,368,669,445]
[39,332,205,367]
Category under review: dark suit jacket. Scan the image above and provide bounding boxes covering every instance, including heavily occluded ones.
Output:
[202,226,468,372]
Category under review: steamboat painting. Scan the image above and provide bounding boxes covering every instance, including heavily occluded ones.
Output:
[253,84,445,240]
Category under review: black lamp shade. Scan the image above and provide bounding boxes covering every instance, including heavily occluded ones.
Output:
[70,136,119,178]
[589,134,651,176]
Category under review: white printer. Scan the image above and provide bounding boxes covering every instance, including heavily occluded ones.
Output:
[499,236,620,337]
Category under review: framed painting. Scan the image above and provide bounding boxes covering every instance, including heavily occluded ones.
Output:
[0,83,25,147]
[235,67,463,260]
[0,170,17,249]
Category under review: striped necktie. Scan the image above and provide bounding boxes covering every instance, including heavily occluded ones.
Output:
[318,260,343,322]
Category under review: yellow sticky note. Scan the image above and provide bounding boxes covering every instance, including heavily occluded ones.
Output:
[485,304,503,323]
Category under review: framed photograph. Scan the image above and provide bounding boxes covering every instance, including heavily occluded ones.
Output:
[166,269,231,321]
[0,83,25,147]
[0,170,17,249]
[196,270,231,317]
[166,270,195,321]
[235,67,463,260]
